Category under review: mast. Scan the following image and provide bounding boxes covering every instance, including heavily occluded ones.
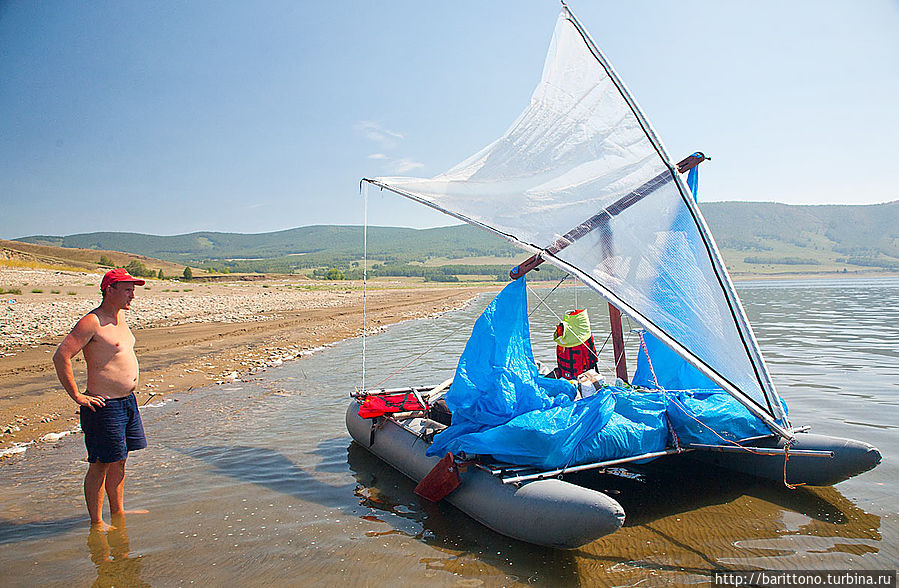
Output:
[361,6,792,441]
[560,6,790,433]
[608,304,628,382]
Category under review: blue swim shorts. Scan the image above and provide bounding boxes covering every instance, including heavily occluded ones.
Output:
[80,393,147,463]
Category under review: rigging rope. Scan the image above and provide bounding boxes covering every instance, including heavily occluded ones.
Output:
[370,316,472,389]
[636,331,803,489]
[361,182,368,393]
[527,275,569,318]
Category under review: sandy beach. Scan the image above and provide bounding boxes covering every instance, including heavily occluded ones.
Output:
[0,267,498,458]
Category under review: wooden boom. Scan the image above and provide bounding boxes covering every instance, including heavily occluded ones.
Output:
[509,152,708,280]
[511,152,708,384]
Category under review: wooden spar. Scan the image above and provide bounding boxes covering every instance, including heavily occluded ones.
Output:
[608,303,628,382]
[508,152,708,280]
[599,209,629,382]
[509,152,708,383]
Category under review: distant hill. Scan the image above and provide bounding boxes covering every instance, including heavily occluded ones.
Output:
[15,201,899,276]
[701,200,899,273]
[18,225,519,274]
[0,238,193,276]
[19,225,514,263]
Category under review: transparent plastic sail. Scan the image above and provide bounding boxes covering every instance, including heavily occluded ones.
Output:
[364,7,788,433]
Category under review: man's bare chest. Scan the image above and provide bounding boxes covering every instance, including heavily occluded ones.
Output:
[86,322,135,357]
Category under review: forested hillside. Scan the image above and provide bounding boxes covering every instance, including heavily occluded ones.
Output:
[17,201,899,278]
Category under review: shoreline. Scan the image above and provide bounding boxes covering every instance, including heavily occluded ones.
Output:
[3,266,896,460]
[731,270,899,282]
[0,267,499,460]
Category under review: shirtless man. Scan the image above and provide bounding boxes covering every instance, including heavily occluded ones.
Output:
[53,268,148,528]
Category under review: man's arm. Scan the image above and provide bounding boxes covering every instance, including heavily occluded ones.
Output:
[53,314,106,411]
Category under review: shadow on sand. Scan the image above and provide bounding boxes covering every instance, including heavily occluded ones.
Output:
[180,439,881,584]
[0,515,85,546]
[182,441,582,585]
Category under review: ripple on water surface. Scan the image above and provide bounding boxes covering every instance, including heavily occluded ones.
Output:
[0,278,896,586]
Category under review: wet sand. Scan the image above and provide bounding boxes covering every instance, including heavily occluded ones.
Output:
[0,267,498,457]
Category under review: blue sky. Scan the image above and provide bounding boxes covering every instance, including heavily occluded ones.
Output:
[1,1,897,239]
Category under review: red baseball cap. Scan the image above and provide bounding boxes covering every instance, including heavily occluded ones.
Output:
[101,268,145,292]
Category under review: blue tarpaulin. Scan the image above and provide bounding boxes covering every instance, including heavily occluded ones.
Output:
[426,278,669,468]
[426,277,780,469]
[666,389,772,445]
[633,332,777,443]
[633,331,718,390]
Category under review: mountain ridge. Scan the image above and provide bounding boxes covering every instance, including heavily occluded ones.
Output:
[15,200,899,276]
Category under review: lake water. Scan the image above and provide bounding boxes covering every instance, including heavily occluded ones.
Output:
[1,278,896,586]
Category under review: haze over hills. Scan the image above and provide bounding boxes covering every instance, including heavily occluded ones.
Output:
[17,225,513,265]
[15,201,899,277]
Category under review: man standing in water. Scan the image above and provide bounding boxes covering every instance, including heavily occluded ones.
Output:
[53,268,148,528]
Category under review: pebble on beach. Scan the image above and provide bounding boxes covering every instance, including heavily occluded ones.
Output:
[0,268,354,352]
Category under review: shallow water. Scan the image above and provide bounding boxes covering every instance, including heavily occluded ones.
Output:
[0,278,896,586]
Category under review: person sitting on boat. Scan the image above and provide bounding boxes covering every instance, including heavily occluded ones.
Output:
[550,309,598,380]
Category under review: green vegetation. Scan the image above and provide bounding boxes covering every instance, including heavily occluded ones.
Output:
[842,257,899,270]
[743,256,820,265]
[0,287,23,295]
[31,288,43,293]
[157,269,164,279]
[98,255,114,267]
[51,289,60,294]
[14,201,899,279]
[17,225,519,270]
[311,268,346,280]
[424,273,459,282]
[123,259,156,278]
[182,266,193,280]
[703,201,899,274]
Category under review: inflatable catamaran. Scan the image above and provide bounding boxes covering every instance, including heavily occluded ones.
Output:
[346,4,881,548]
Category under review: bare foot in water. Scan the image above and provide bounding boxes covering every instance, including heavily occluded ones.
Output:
[91,520,114,533]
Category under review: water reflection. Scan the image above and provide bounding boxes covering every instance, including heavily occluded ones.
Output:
[347,438,881,584]
[568,460,881,581]
[346,442,582,586]
[182,445,354,509]
[571,458,880,532]
[0,279,894,585]
[87,514,148,588]
[186,441,584,586]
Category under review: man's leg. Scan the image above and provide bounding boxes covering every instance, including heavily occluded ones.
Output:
[84,462,110,525]
[105,459,126,516]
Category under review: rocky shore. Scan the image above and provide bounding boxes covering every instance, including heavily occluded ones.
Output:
[1,268,364,351]
[0,267,498,459]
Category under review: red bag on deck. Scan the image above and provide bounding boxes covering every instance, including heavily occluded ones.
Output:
[358,393,425,419]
